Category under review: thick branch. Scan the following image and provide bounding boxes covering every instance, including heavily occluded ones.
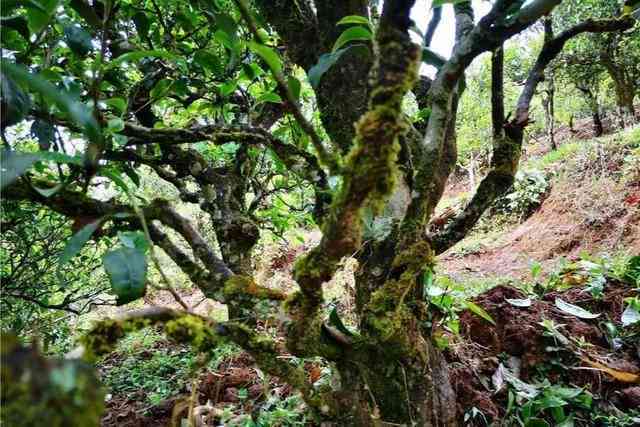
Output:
[287,0,420,357]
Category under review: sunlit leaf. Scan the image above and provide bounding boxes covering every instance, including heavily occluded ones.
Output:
[621,304,640,327]
[256,92,282,104]
[107,117,124,133]
[105,97,127,114]
[332,26,372,52]
[248,41,282,73]
[336,15,370,27]
[465,301,496,325]
[555,298,600,319]
[506,298,532,307]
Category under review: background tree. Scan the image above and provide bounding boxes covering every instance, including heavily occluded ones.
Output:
[554,0,640,126]
[0,0,634,424]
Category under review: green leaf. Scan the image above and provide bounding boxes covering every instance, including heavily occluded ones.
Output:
[105,97,127,114]
[214,13,237,39]
[308,47,357,89]
[194,49,223,75]
[623,256,640,285]
[241,63,258,80]
[132,11,150,38]
[107,117,124,133]
[248,41,282,73]
[465,301,496,325]
[0,150,82,189]
[2,16,30,40]
[505,298,532,307]
[256,92,281,104]
[117,231,149,253]
[149,78,172,100]
[64,24,93,56]
[432,0,470,6]
[103,247,147,305]
[336,15,371,27]
[219,80,237,97]
[105,50,182,71]
[30,119,55,150]
[524,419,550,427]
[287,76,301,101]
[59,218,104,265]
[214,29,235,51]
[0,72,31,127]
[332,26,372,52]
[555,298,600,319]
[329,307,354,337]
[26,0,58,34]
[1,60,101,145]
[3,0,47,14]
[621,304,640,327]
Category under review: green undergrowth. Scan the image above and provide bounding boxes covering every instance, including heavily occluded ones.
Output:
[437,252,639,426]
[99,327,241,406]
[429,251,639,350]
[217,394,309,426]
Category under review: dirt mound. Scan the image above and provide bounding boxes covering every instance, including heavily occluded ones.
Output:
[448,282,640,422]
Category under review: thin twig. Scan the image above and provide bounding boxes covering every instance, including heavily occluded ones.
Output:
[128,192,191,311]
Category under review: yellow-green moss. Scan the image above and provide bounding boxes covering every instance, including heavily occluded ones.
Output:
[165,315,219,351]
[223,275,286,301]
[81,317,154,361]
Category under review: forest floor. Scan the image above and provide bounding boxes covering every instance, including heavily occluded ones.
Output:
[98,121,640,426]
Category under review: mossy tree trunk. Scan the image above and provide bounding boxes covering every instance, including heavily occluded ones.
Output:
[2,0,634,425]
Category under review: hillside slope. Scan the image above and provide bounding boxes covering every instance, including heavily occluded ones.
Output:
[439,126,640,283]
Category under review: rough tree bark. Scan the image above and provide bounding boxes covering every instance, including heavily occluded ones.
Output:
[1,0,634,425]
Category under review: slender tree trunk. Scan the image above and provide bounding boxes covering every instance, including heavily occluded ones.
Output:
[568,114,576,134]
[543,17,557,150]
[577,85,604,137]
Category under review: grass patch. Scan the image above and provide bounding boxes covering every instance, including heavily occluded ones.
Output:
[99,328,241,405]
